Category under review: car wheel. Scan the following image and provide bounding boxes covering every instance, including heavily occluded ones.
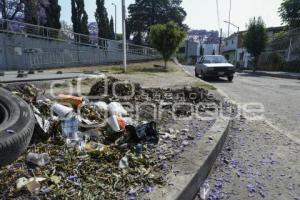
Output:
[201,71,207,80]
[0,88,35,167]
[195,69,199,77]
[228,76,234,82]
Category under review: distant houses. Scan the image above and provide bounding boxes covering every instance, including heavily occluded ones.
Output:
[177,27,290,67]
[222,26,286,68]
[177,29,220,64]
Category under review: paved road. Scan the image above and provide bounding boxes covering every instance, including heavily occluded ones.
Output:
[184,65,300,143]
[183,66,300,200]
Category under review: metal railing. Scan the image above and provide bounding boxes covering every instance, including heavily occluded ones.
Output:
[0,18,160,58]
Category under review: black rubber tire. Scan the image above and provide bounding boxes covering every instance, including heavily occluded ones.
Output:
[0,88,34,167]
[228,76,234,82]
[201,71,207,80]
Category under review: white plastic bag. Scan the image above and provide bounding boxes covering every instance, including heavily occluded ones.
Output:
[94,101,108,111]
[107,115,121,132]
[108,102,127,116]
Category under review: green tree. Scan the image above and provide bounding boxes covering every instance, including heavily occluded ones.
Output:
[42,0,61,30]
[150,21,186,68]
[244,17,267,71]
[24,0,37,25]
[109,16,115,40]
[128,0,187,45]
[71,0,89,42]
[279,0,300,28]
[95,0,110,47]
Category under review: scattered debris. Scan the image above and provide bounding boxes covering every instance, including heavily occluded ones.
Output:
[0,78,216,199]
[119,156,129,169]
[26,153,50,167]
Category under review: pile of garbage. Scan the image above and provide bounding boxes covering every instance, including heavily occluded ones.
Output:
[0,77,216,199]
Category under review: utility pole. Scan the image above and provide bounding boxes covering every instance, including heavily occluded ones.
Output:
[224,21,239,66]
[227,0,232,37]
[219,29,222,55]
[122,0,127,72]
[112,3,117,40]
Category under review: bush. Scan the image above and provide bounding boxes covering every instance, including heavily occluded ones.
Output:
[149,21,186,68]
[281,60,300,72]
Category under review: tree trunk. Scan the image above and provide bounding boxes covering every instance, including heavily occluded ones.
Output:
[164,60,168,69]
[253,56,258,72]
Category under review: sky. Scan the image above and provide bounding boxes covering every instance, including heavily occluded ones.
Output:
[58,0,283,36]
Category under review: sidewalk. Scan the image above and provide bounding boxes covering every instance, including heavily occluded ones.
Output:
[244,70,300,80]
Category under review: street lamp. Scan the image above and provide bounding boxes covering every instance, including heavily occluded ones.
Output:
[111,3,117,40]
[224,21,239,66]
[122,0,127,72]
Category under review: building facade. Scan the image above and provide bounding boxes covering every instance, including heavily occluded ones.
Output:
[222,26,286,68]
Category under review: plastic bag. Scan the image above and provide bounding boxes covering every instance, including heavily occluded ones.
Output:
[126,121,159,144]
[108,102,127,116]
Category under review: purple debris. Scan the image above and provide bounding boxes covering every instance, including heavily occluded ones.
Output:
[236,172,241,177]
[230,160,239,167]
[144,186,154,193]
[208,190,220,200]
[259,190,266,198]
[67,175,81,187]
[67,175,78,182]
[215,180,223,190]
[247,184,256,193]
[128,193,137,200]
[40,186,50,194]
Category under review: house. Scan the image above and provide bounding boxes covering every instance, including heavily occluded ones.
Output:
[177,39,199,64]
[177,39,220,64]
[202,44,220,56]
[222,26,286,68]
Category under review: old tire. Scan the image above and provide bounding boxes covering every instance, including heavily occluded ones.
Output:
[0,88,34,167]
[228,76,234,82]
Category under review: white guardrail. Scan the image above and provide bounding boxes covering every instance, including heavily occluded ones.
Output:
[0,18,160,58]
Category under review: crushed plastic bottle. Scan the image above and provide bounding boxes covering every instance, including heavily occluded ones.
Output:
[26,153,50,167]
[199,181,210,200]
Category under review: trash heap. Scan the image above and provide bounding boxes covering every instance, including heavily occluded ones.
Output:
[0,77,216,199]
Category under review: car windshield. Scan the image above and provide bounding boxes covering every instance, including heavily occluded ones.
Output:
[203,56,228,64]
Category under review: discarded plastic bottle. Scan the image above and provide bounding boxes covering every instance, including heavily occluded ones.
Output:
[26,153,50,167]
[136,144,143,154]
[199,181,210,200]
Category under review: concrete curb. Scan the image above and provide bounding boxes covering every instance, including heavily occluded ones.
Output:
[147,118,231,200]
[245,71,300,80]
[0,76,80,84]
[146,61,232,200]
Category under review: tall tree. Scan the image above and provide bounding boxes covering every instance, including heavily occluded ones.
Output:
[71,0,89,42]
[41,0,61,29]
[150,21,186,68]
[109,16,115,40]
[24,0,38,25]
[128,0,187,44]
[95,0,110,41]
[279,0,300,28]
[0,0,25,21]
[244,17,267,71]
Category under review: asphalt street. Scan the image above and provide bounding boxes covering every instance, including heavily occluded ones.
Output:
[184,65,300,143]
[183,65,300,200]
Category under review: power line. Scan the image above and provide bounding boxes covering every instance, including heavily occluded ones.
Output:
[216,0,221,30]
[227,0,232,37]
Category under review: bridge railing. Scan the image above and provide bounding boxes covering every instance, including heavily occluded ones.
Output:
[0,18,160,58]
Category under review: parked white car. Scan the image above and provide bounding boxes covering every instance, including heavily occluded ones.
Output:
[195,55,236,82]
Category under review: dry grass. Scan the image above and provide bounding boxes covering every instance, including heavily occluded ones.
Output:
[47,60,178,74]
